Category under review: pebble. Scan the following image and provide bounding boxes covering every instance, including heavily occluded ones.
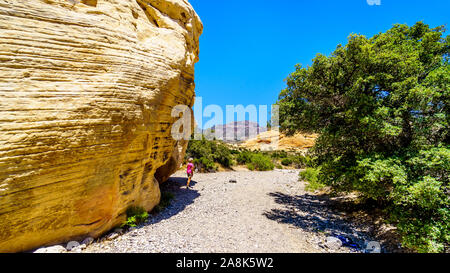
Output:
[34,245,66,253]
[65,241,80,251]
[324,237,343,250]
[81,237,94,246]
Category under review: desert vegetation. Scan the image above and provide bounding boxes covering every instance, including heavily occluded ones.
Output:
[278,22,449,252]
[185,137,311,172]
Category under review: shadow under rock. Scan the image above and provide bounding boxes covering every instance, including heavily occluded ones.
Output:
[144,176,200,225]
[263,192,375,251]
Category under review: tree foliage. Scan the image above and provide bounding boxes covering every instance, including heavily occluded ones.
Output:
[278,22,449,252]
[186,137,233,172]
[246,153,274,171]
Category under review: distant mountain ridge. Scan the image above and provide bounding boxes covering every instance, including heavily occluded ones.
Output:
[200,121,267,142]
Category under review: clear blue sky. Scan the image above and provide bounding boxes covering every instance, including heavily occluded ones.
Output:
[189,0,449,128]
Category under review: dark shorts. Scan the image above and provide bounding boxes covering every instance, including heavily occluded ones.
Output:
[187,172,193,178]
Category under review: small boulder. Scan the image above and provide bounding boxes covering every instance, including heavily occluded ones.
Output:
[365,241,382,253]
[65,241,80,251]
[229,179,237,183]
[81,237,94,246]
[325,236,342,250]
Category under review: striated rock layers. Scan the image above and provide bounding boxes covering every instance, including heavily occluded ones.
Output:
[0,0,202,252]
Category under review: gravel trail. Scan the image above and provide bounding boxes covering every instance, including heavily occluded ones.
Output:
[84,170,378,253]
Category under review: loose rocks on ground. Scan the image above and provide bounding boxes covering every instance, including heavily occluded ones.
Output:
[83,170,382,253]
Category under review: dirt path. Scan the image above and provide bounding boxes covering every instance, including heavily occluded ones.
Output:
[84,170,378,253]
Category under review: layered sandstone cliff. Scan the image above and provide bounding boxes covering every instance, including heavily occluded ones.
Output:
[0,0,202,252]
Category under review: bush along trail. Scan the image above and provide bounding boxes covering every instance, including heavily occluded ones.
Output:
[278,22,449,253]
[184,137,313,172]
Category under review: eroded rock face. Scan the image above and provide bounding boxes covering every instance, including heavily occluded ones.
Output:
[0,0,202,252]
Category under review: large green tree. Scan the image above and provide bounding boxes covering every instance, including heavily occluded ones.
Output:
[278,22,449,252]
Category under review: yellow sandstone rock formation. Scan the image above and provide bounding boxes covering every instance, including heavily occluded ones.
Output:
[0,0,202,252]
[239,131,318,152]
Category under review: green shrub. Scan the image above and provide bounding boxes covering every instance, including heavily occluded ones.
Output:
[271,151,288,159]
[300,168,325,191]
[292,155,314,168]
[247,153,274,171]
[230,149,241,155]
[278,22,450,252]
[186,138,210,160]
[281,158,293,166]
[212,144,233,168]
[236,150,253,164]
[194,157,217,172]
[121,206,148,228]
[186,138,233,171]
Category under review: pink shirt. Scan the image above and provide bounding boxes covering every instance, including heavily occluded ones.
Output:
[187,163,194,174]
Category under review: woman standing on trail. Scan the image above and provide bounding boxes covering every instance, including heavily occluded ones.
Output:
[186,158,195,188]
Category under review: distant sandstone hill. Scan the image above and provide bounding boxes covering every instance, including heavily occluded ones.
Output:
[202,121,267,143]
[238,130,318,152]
[0,0,202,252]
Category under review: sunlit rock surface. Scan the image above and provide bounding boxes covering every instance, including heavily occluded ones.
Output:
[0,0,202,252]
